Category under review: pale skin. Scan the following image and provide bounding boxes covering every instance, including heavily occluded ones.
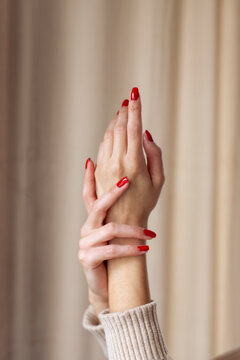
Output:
[79,87,165,319]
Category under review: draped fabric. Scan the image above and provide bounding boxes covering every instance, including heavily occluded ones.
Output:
[0,1,239,359]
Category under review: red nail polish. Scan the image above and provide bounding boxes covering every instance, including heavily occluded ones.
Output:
[143,229,156,238]
[138,245,149,252]
[85,158,91,169]
[131,87,139,101]
[122,99,129,107]
[116,111,119,115]
[116,176,128,187]
[145,129,153,142]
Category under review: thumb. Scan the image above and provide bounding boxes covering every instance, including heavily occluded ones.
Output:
[143,130,165,188]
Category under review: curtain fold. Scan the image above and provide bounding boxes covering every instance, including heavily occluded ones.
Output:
[0,1,239,359]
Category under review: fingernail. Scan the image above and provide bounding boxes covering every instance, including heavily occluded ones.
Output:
[85,158,91,169]
[138,245,149,252]
[145,129,153,142]
[116,176,128,187]
[116,111,119,115]
[122,99,129,107]
[131,87,139,101]
[143,229,156,238]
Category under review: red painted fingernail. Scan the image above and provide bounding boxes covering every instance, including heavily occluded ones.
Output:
[138,245,149,252]
[143,229,156,238]
[122,99,129,107]
[145,129,153,142]
[116,111,119,115]
[85,158,91,169]
[116,176,128,187]
[131,87,139,101]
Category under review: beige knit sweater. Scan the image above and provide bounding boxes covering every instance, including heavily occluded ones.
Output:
[82,300,172,360]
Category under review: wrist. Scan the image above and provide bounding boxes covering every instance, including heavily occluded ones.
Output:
[105,213,149,228]
[88,289,108,318]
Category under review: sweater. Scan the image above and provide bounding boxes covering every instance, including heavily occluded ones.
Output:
[82,300,172,360]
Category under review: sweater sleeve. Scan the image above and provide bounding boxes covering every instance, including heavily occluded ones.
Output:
[99,300,171,360]
[82,303,108,358]
[83,300,172,360]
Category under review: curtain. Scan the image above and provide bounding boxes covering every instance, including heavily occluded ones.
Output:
[0,1,239,359]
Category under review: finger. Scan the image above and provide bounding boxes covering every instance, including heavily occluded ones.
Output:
[103,115,118,159]
[82,158,97,213]
[142,129,165,188]
[127,87,143,157]
[112,99,128,157]
[79,223,156,249]
[83,176,129,229]
[78,244,149,270]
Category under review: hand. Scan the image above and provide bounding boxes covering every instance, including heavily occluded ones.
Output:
[78,158,157,318]
[95,87,165,226]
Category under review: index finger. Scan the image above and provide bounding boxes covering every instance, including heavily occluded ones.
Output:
[84,176,129,229]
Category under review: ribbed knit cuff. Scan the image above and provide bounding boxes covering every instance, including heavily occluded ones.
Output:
[99,300,170,360]
[82,304,108,358]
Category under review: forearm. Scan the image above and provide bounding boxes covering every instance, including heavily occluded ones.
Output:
[106,216,151,313]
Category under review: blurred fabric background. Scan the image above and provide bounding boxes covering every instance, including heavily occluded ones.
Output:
[0,0,240,359]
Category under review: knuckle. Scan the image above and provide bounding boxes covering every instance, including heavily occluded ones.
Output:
[111,163,124,178]
[79,250,92,268]
[79,237,87,249]
[129,161,139,174]
[129,167,138,178]
[155,173,165,187]
[128,125,140,137]
[114,124,126,133]
[80,225,86,238]
[106,222,116,235]
[78,249,85,264]
[155,145,163,156]
[82,189,88,200]
[80,223,92,237]
[104,130,113,140]
[126,160,140,177]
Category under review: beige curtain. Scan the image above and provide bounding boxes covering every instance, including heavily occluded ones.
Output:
[1,1,240,359]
